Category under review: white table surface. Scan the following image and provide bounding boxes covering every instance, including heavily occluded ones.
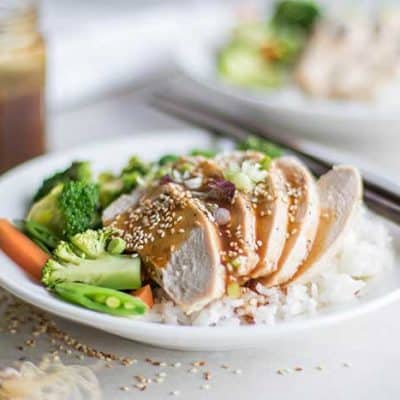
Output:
[1,86,400,399]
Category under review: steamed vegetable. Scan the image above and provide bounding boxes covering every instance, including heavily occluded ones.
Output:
[272,0,321,33]
[237,136,283,158]
[218,0,321,89]
[98,156,150,208]
[17,220,61,253]
[189,149,218,158]
[27,181,100,239]
[41,229,141,290]
[53,282,148,317]
[0,219,49,280]
[33,161,92,203]
[132,284,154,309]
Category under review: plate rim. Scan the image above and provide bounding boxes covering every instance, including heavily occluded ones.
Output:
[174,25,400,121]
[0,130,399,348]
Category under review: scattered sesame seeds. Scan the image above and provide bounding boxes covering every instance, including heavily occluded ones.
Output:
[192,361,206,367]
[203,371,212,381]
[170,390,180,396]
[342,362,351,368]
[172,362,182,368]
[134,383,147,391]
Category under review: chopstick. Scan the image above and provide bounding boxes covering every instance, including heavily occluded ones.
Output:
[150,91,400,225]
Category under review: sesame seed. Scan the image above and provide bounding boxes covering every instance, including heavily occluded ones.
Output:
[201,384,211,390]
[170,390,180,396]
[342,362,351,368]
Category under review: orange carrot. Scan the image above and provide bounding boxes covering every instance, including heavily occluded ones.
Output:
[132,284,154,309]
[0,219,49,280]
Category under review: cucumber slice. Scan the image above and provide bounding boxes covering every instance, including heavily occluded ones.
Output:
[218,45,283,88]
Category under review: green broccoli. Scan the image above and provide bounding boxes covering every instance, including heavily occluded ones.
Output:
[189,149,217,158]
[98,156,151,208]
[27,181,100,239]
[42,229,142,291]
[33,161,92,203]
[271,0,321,33]
[158,154,179,166]
[237,136,283,158]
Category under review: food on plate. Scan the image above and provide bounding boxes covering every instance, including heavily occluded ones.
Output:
[0,219,49,280]
[295,12,400,99]
[41,229,142,290]
[53,282,148,317]
[218,0,400,100]
[0,137,395,325]
[27,180,100,239]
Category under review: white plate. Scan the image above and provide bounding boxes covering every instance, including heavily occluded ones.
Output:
[0,130,400,351]
[175,13,400,141]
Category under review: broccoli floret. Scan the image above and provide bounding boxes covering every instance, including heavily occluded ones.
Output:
[271,0,321,33]
[27,181,100,239]
[122,156,150,176]
[33,161,92,203]
[98,156,151,208]
[41,229,142,290]
[70,229,110,259]
[237,136,283,158]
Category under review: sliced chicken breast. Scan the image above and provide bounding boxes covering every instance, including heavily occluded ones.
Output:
[291,165,363,284]
[102,188,145,224]
[107,182,226,314]
[196,159,258,277]
[251,166,289,278]
[262,157,320,287]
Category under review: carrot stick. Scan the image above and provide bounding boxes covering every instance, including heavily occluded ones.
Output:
[0,219,49,280]
[132,284,154,309]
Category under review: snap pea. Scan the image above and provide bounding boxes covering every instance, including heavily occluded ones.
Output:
[17,219,61,251]
[53,282,148,317]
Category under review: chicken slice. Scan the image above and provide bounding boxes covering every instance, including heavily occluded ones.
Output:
[261,157,320,287]
[291,165,363,284]
[107,182,226,314]
[102,188,145,224]
[196,159,258,277]
[251,166,289,278]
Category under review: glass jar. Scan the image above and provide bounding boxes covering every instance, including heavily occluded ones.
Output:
[0,0,46,174]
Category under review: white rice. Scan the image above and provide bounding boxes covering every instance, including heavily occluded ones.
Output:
[143,207,395,326]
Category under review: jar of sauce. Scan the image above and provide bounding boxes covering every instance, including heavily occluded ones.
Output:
[0,0,46,174]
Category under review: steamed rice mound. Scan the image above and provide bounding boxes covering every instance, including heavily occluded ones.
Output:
[143,207,395,326]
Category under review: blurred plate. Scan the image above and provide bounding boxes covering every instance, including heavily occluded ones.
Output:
[175,17,400,141]
[0,131,400,351]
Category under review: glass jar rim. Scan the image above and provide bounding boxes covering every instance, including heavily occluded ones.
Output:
[0,0,38,25]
